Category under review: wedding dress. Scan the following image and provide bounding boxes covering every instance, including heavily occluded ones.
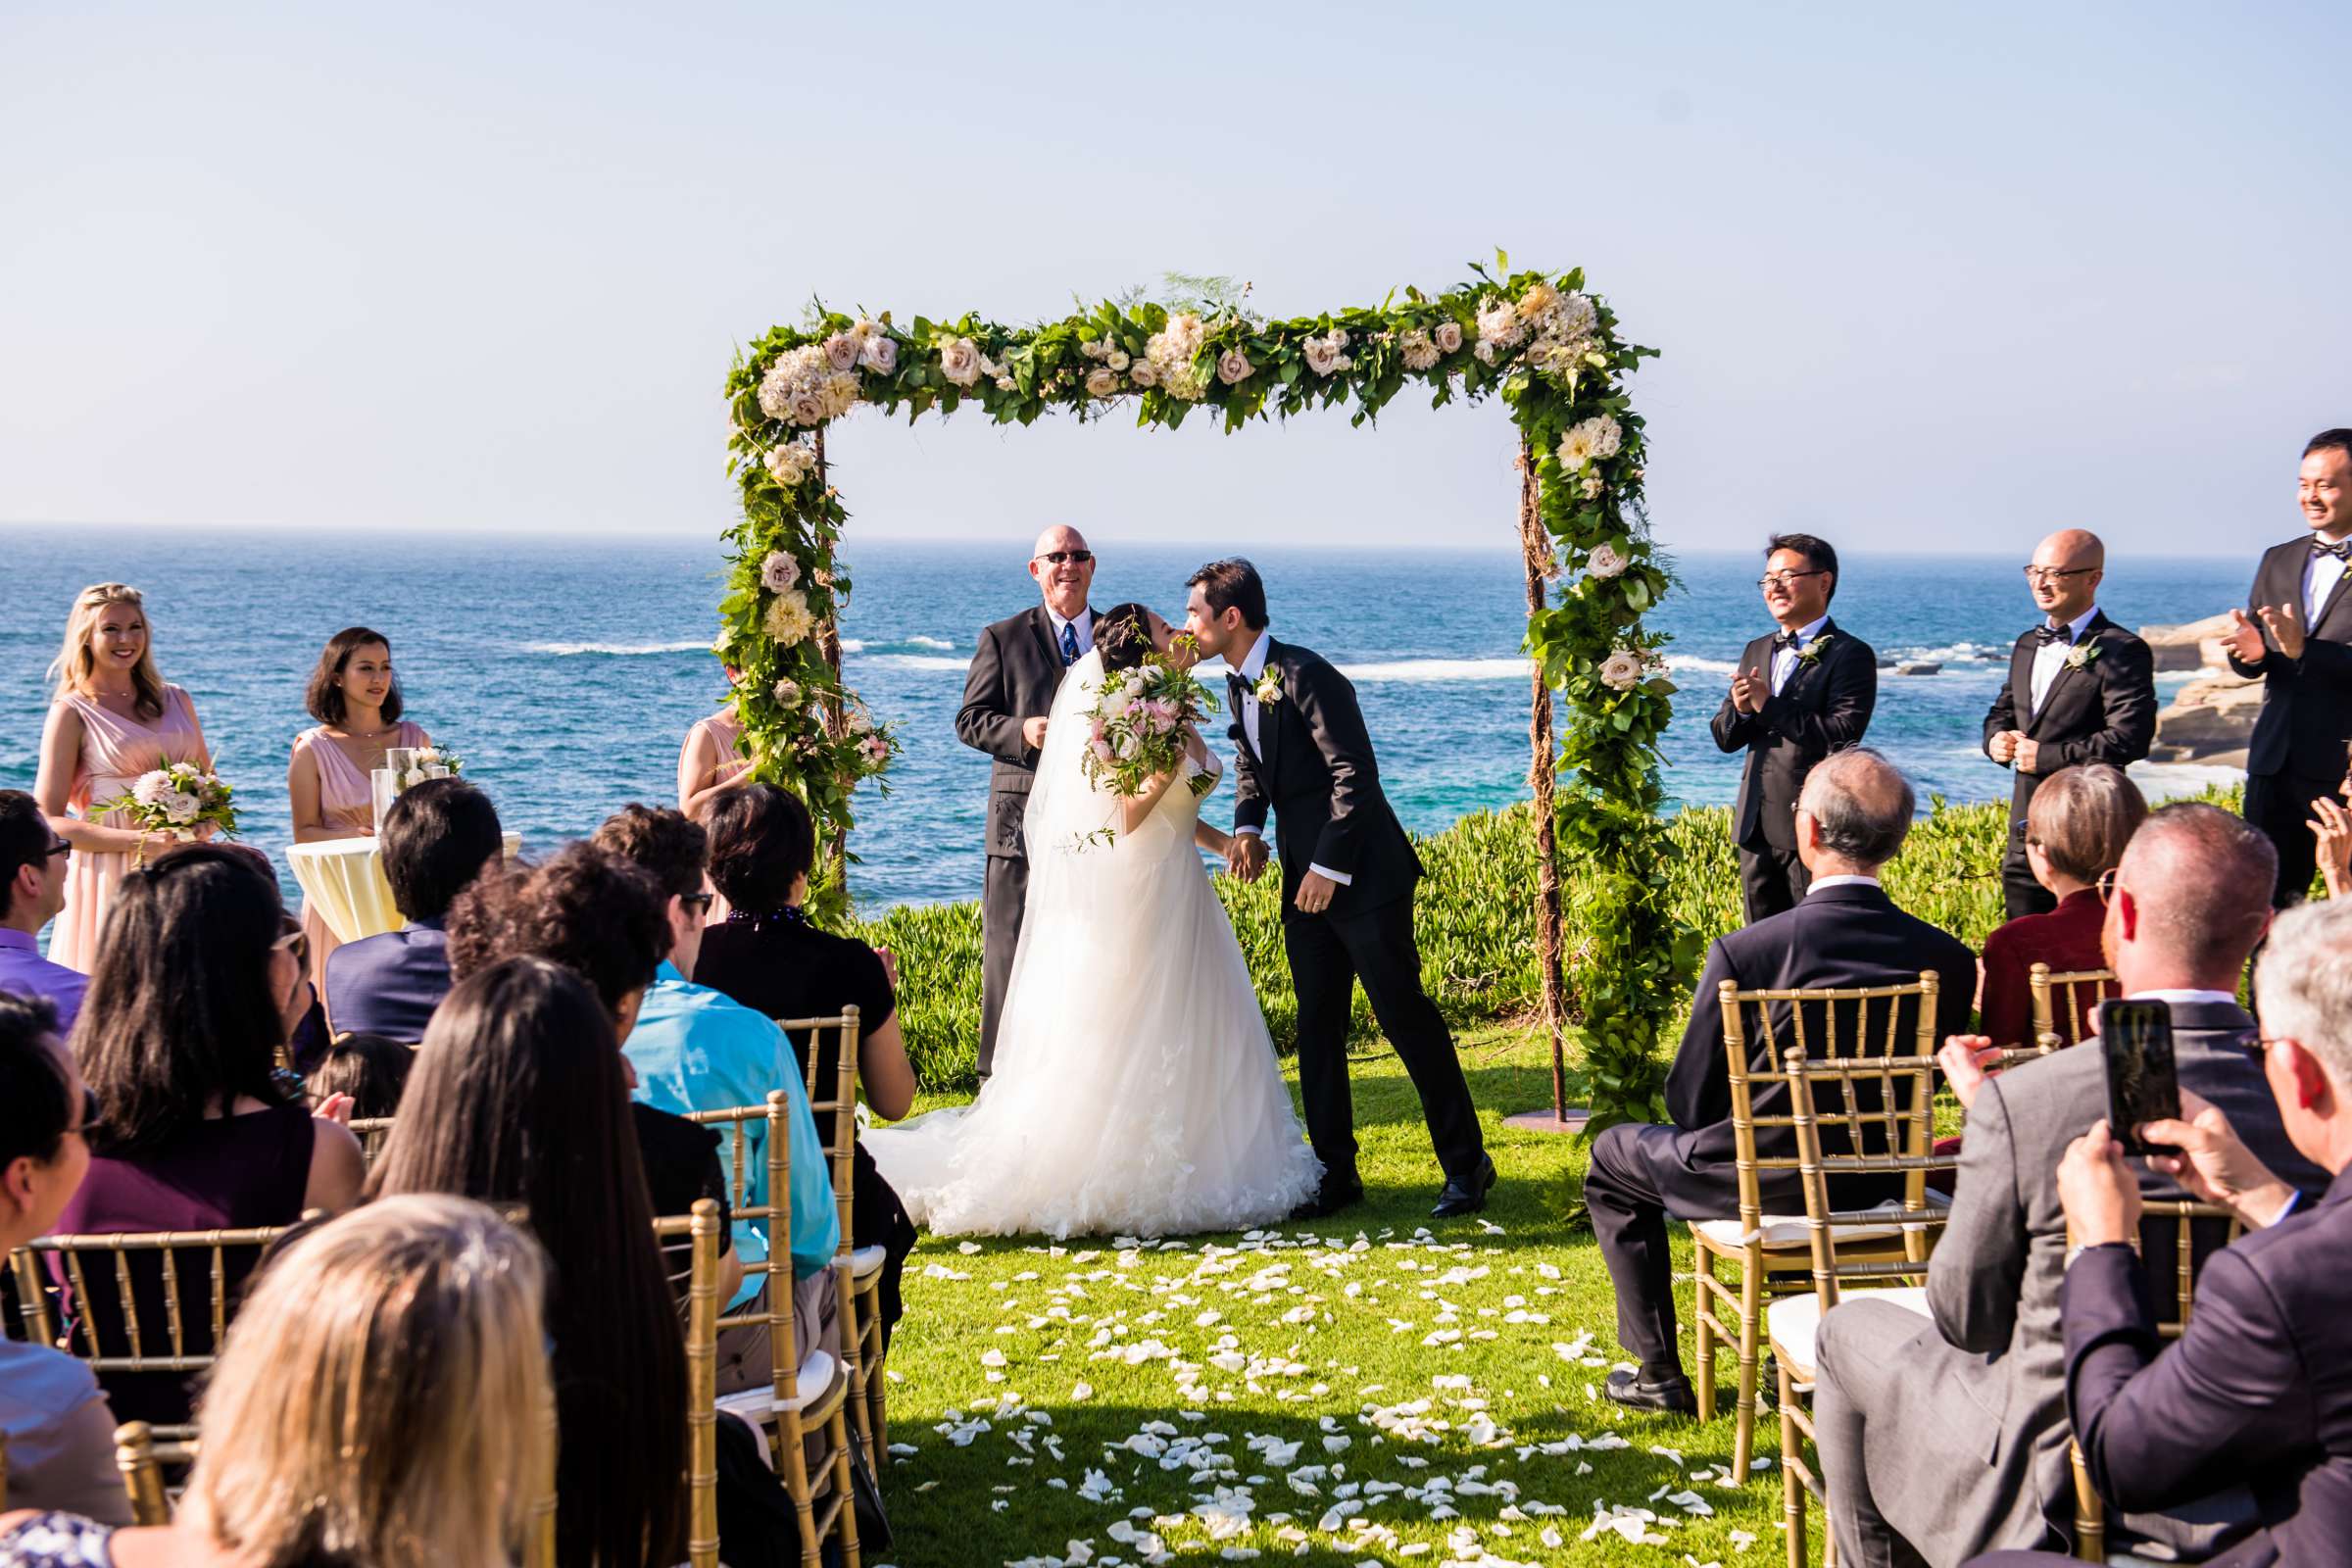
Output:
[865,649,1323,1240]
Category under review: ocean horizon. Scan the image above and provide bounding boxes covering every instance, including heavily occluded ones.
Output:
[0,525,2257,911]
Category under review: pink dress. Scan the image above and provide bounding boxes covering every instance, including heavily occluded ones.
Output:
[682,710,745,920]
[291,721,427,971]
[50,686,207,974]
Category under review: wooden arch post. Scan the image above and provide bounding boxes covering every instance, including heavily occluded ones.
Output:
[1507,435,1579,1133]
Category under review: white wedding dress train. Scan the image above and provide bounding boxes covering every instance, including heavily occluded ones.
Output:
[865,650,1322,1240]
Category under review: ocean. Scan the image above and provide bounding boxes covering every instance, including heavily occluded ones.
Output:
[0,526,2252,911]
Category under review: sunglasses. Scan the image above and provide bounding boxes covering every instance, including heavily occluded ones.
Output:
[1035,551,1095,565]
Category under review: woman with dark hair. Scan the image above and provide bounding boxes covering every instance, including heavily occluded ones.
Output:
[55,846,365,1428]
[305,1031,413,1120]
[368,956,688,1568]
[1980,763,2149,1047]
[695,782,918,1357]
[288,626,434,970]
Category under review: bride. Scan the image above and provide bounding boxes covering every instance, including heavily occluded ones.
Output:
[865,603,1323,1239]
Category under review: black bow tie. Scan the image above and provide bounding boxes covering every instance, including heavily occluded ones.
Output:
[1774,630,1803,651]
[2313,539,2352,563]
[2034,624,2075,647]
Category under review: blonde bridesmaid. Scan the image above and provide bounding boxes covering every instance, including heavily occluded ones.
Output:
[288,627,430,971]
[33,584,215,973]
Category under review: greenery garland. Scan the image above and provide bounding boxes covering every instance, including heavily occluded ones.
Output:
[722,253,1685,1123]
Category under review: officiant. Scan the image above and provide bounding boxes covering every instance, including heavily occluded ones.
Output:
[956,525,1097,1082]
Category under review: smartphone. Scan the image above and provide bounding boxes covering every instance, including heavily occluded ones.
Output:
[2100,1000,2180,1157]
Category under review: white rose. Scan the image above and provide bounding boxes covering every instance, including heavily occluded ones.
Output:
[1473,341,1497,366]
[1585,543,1629,579]
[938,338,982,387]
[1582,472,1607,500]
[1433,319,1464,355]
[1106,349,1130,371]
[1598,650,1644,691]
[1216,348,1252,385]
[859,334,898,373]
[1086,367,1121,399]
[788,389,827,426]
[764,444,814,485]
[1475,298,1524,348]
[163,790,201,825]
[773,678,802,707]
[1585,414,1623,458]
[823,333,859,372]
[1129,359,1159,388]
[1302,338,1341,377]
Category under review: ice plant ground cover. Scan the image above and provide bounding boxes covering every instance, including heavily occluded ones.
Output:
[871,1028,1795,1568]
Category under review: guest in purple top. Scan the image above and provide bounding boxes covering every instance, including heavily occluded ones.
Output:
[0,793,84,1034]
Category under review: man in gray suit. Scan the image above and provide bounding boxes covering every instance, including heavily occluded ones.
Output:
[954,526,1096,1082]
[1811,804,2330,1567]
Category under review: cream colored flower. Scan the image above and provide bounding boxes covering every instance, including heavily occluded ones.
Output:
[1557,425,1599,468]
[772,677,802,707]
[1433,319,1464,355]
[1517,280,1560,322]
[1302,330,1353,377]
[1398,330,1440,372]
[764,444,815,486]
[1085,367,1121,399]
[1129,359,1160,388]
[763,589,816,646]
[1106,349,1131,371]
[1598,649,1644,691]
[1475,297,1525,350]
[859,334,898,373]
[938,337,982,387]
[1216,348,1252,385]
[1585,543,1629,579]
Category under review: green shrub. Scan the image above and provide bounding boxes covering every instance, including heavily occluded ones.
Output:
[858,782,2246,1093]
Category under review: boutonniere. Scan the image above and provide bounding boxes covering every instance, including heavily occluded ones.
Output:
[1253,667,1284,706]
[2063,640,2103,671]
[1795,633,1833,667]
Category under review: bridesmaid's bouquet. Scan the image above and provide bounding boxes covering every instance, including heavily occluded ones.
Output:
[397,746,463,788]
[1080,640,1221,801]
[102,761,238,850]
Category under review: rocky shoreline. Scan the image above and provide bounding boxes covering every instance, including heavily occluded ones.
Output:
[2143,613,2258,769]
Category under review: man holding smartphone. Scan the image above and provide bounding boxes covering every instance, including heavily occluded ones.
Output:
[1811,806,2328,1565]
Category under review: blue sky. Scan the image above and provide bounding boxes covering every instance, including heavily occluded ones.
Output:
[1,1,2341,555]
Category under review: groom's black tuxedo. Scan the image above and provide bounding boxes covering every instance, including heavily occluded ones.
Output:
[1710,617,1877,923]
[1227,637,1485,1188]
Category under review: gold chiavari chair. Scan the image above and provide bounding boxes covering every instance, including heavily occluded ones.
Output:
[14,1220,304,1459]
[112,1422,172,1527]
[2032,963,2118,1054]
[1690,971,1944,1481]
[1767,1043,1956,1568]
[2068,1200,2243,1563]
[347,1114,397,1165]
[777,1008,880,1472]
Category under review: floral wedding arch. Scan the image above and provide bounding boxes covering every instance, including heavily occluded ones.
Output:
[716,255,1684,1128]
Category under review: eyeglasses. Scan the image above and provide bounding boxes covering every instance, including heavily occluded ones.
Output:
[2023,565,2098,585]
[1035,551,1095,565]
[43,838,71,860]
[1756,569,1827,591]
[2096,867,2122,906]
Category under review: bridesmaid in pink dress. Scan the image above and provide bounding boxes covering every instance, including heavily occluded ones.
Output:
[33,585,216,974]
[288,628,431,973]
[678,693,752,921]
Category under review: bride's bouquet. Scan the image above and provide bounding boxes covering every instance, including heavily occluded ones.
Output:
[1080,640,1221,802]
[100,761,238,853]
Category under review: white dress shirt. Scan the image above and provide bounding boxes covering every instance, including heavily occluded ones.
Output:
[2304,538,2350,626]
[1047,606,1095,662]
[1769,614,1831,697]
[2029,604,2102,717]
[1229,629,1351,887]
[1804,874,1881,896]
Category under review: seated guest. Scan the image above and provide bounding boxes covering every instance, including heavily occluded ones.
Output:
[2310,753,2352,900]
[1585,748,1975,1413]
[1818,803,2328,1565]
[305,1030,413,1121]
[1978,763,2147,1048]
[590,805,841,1383]
[0,1195,556,1568]
[0,995,127,1524]
[369,956,687,1568]
[320,776,502,1041]
[1966,895,2352,1568]
[57,846,365,1428]
[694,784,918,1354]
[0,792,84,1033]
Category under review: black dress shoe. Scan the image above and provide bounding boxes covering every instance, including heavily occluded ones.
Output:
[1601,1368,1698,1415]
[1290,1175,1365,1221]
[1430,1154,1497,1217]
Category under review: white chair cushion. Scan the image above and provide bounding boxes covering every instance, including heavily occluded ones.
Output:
[1767,1286,1930,1378]
[1690,1189,1950,1250]
[849,1244,888,1281]
[713,1347,841,1420]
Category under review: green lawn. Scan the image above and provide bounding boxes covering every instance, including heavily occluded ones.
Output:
[871,1026,1803,1568]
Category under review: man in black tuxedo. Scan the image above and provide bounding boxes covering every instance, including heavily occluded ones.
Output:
[1586,748,1975,1414]
[954,526,1097,1081]
[1183,558,1491,1220]
[2224,428,2352,906]
[1983,528,2158,918]
[1967,895,2352,1568]
[1710,533,1877,924]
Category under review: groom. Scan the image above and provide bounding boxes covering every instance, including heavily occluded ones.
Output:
[1184,558,1493,1219]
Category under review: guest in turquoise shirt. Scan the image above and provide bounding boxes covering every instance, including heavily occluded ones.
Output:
[592,808,838,1304]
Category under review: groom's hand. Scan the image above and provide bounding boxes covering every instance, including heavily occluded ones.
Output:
[1296,869,1339,914]
[1021,715,1051,751]
[1227,834,1268,882]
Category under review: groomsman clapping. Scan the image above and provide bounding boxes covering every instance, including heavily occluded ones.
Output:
[1982,530,2157,919]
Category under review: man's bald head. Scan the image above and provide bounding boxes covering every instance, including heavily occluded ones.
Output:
[2104,804,2277,991]
[2027,529,2105,620]
[1028,525,1096,619]
[1795,748,1916,873]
